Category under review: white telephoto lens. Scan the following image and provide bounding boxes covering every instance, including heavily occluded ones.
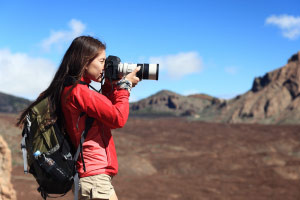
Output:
[118,63,159,80]
[118,63,137,77]
[148,64,158,80]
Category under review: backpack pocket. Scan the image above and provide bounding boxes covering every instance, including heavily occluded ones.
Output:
[32,117,59,154]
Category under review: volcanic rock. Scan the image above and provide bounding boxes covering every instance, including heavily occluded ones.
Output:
[0,135,16,200]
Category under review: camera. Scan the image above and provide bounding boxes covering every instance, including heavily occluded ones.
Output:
[104,55,159,81]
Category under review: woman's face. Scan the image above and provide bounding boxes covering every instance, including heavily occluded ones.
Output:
[84,50,106,82]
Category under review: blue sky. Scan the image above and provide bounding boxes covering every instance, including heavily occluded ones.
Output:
[0,0,300,102]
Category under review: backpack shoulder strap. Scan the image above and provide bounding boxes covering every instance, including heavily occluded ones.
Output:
[73,115,94,169]
[73,115,94,200]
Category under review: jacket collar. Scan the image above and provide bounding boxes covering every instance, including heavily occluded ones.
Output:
[81,76,91,84]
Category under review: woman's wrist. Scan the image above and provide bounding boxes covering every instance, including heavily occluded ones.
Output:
[115,77,132,93]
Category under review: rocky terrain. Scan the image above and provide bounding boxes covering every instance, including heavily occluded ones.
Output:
[0,114,299,200]
[0,134,16,200]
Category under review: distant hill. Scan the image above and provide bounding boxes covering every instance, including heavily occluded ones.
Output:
[130,90,222,117]
[130,51,300,124]
[0,92,31,113]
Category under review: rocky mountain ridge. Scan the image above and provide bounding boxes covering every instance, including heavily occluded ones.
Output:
[221,51,300,124]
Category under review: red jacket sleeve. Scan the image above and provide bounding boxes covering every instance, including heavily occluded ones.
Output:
[101,79,121,102]
[70,84,130,129]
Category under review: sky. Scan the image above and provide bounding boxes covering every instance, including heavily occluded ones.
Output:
[0,0,300,102]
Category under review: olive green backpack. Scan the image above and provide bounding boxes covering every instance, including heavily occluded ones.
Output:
[21,94,94,200]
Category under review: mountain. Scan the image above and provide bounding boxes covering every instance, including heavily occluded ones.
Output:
[0,92,31,113]
[219,51,300,124]
[130,90,223,117]
[130,51,300,124]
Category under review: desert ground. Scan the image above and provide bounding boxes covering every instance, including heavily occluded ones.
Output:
[2,113,300,200]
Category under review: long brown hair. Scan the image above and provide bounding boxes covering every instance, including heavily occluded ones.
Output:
[17,36,106,127]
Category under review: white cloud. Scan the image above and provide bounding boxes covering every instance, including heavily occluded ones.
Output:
[266,15,300,40]
[41,19,86,51]
[0,49,56,100]
[149,52,203,79]
[225,66,238,75]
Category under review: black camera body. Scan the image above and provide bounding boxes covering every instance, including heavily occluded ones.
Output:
[104,55,121,81]
[104,55,159,81]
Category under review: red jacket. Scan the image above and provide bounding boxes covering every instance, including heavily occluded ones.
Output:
[61,76,129,178]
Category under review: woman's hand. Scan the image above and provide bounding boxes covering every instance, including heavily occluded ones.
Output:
[125,66,141,87]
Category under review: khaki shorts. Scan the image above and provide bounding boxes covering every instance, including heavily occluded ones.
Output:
[74,174,115,200]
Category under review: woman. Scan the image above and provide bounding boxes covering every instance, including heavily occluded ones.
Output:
[18,36,140,200]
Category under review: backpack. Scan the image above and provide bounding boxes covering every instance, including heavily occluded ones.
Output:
[21,81,95,200]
